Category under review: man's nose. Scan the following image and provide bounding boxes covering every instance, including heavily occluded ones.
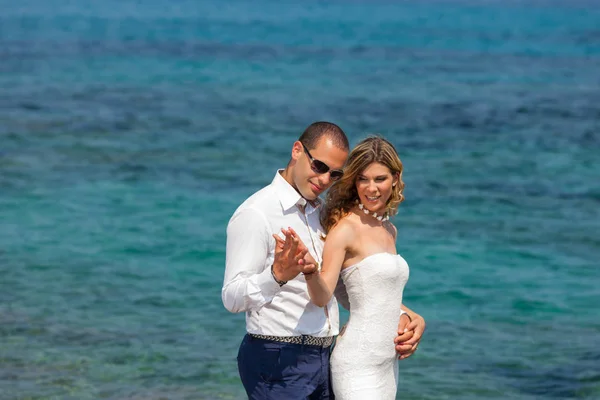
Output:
[318,172,332,188]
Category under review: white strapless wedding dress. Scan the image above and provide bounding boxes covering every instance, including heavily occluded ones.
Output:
[331,252,410,400]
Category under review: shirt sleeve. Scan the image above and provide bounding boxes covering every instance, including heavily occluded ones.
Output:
[333,277,351,311]
[222,207,282,313]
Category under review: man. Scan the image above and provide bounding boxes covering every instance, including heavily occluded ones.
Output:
[222,121,425,399]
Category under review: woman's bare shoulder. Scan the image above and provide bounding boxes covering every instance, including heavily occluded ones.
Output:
[326,214,359,243]
[383,220,397,239]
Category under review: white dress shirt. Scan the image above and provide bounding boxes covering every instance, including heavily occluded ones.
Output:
[222,170,339,337]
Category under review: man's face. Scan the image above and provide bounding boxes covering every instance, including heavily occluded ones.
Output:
[292,136,348,200]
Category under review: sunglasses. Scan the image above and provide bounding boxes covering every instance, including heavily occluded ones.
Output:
[301,143,344,181]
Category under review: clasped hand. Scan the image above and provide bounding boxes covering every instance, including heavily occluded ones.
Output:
[394,313,426,360]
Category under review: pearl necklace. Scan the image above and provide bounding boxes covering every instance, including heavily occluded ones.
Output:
[357,201,389,222]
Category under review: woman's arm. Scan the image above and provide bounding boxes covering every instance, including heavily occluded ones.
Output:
[306,222,353,307]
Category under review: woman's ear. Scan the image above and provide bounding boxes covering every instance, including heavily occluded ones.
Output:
[392,172,400,187]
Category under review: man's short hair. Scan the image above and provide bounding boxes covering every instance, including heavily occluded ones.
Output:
[298,121,350,151]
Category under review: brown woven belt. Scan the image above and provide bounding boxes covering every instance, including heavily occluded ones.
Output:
[250,334,334,348]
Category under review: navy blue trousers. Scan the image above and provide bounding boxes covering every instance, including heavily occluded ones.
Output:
[237,334,334,400]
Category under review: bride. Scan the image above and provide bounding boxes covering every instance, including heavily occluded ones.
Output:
[306,136,416,399]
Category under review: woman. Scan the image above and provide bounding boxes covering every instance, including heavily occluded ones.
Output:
[307,136,414,399]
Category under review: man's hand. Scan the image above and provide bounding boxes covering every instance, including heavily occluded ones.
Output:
[394,312,426,360]
[271,227,318,282]
[273,229,317,266]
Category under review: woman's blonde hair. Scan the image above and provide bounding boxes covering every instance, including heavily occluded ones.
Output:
[321,136,405,234]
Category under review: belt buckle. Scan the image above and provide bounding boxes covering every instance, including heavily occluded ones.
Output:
[300,334,311,346]
[301,334,329,347]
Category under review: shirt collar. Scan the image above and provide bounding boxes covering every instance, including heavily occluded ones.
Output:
[272,170,323,214]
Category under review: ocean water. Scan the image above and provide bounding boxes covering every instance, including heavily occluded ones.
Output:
[1,0,599,399]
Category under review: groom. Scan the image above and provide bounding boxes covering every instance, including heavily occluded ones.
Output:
[222,121,425,399]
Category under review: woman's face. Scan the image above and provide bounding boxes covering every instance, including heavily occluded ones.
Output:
[355,162,397,214]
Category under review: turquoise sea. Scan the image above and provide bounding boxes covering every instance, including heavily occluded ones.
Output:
[1,0,599,399]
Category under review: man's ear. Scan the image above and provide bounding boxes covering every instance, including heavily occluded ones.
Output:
[291,141,303,161]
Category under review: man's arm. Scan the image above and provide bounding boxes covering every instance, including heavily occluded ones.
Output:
[222,208,282,313]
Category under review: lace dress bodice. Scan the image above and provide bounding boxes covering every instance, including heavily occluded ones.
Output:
[330,252,409,399]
